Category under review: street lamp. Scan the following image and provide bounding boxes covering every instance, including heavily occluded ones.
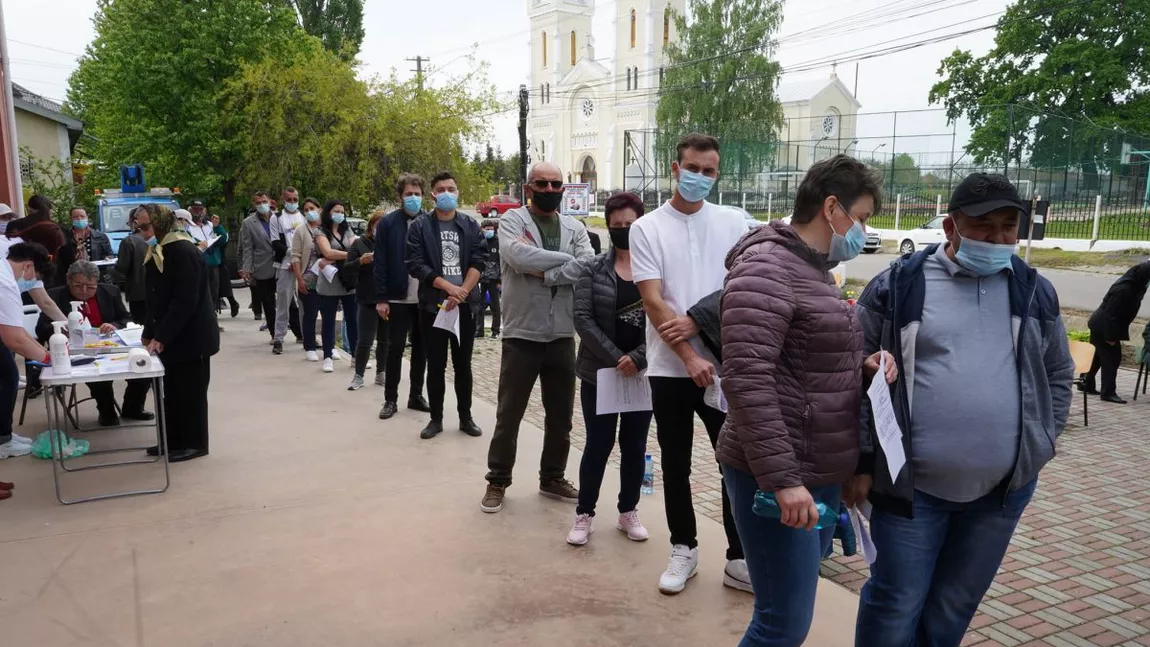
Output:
[871,142,886,157]
[844,139,859,154]
[813,136,828,164]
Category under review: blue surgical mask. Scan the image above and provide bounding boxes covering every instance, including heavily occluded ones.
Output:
[16,275,36,292]
[146,236,158,247]
[676,169,715,203]
[256,204,270,215]
[954,230,1014,276]
[284,202,299,213]
[72,220,88,230]
[435,192,459,212]
[403,195,423,215]
[306,210,320,223]
[827,205,866,263]
[484,229,495,240]
[332,213,346,225]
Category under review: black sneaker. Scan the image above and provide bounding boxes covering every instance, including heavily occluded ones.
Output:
[378,401,398,419]
[98,412,121,427]
[408,395,431,412]
[230,301,240,318]
[460,418,483,437]
[420,419,444,440]
[272,341,283,355]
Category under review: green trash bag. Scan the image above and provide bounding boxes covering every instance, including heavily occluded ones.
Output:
[30,429,91,460]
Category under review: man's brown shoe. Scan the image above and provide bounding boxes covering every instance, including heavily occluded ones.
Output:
[539,479,579,503]
[481,484,506,513]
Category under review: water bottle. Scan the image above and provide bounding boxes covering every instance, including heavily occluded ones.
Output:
[752,490,840,529]
[641,454,655,495]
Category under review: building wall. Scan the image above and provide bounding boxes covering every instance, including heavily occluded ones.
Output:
[15,109,67,164]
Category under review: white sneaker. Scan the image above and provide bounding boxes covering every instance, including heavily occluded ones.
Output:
[0,440,32,459]
[10,433,32,446]
[567,513,593,546]
[616,510,649,542]
[658,545,699,594]
[723,559,754,594]
[366,361,374,371]
[323,359,334,373]
[306,351,319,362]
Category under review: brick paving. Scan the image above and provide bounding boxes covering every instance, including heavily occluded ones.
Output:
[461,335,1150,646]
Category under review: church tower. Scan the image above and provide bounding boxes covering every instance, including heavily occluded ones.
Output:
[528,0,594,104]
[613,0,685,94]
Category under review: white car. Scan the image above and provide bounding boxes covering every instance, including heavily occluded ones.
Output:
[896,215,948,255]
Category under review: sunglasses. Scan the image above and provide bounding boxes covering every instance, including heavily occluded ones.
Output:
[531,180,564,190]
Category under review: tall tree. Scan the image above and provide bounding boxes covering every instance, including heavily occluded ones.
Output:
[656,0,785,154]
[929,0,1150,185]
[287,0,365,62]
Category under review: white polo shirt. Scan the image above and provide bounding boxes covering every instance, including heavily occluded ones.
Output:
[630,200,748,378]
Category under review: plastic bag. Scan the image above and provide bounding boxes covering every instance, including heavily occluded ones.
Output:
[30,429,90,460]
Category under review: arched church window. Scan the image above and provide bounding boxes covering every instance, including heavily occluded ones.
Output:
[630,9,636,49]
[570,31,576,66]
[626,68,632,91]
[633,66,640,89]
[542,31,547,67]
[664,7,671,48]
[541,140,546,160]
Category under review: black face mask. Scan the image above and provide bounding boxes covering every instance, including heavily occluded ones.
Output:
[531,191,563,213]
[609,226,630,250]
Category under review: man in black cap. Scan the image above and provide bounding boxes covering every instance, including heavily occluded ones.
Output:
[849,173,1074,646]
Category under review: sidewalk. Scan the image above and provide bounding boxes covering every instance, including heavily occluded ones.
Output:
[0,323,857,647]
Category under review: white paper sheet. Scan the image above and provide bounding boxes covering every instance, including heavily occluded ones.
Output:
[432,305,461,341]
[114,326,144,347]
[98,354,131,375]
[310,259,338,282]
[595,368,652,415]
[849,501,878,565]
[704,377,728,413]
[866,352,906,481]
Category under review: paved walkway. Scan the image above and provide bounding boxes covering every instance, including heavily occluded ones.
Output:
[466,337,1150,647]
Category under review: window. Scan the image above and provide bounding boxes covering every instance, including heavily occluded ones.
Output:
[570,31,576,66]
[542,31,547,67]
[664,7,671,48]
[541,140,546,160]
[659,67,664,87]
[540,84,545,104]
[626,68,632,91]
[630,9,636,49]
[546,83,551,103]
[633,66,640,89]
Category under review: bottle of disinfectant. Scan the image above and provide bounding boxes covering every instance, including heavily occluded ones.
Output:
[49,321,71,376]
[67,301,86,347]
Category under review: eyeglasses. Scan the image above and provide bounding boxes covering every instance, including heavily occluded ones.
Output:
[69,281,98,292]
[532,180,564,190]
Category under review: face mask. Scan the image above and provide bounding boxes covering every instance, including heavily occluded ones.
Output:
[483,229,495,240]
[435,192,458,212]
[331,213,346,225]
[827,204,866,263]
[306,210,320,223]
[256,204,270,216]
[403,195,423,215]
[72,220,88,230]
[284,202,299,213]
[0,220,7,234]
[531,191,563,213]
[16,277,37,292]
[609,226,631,250]
[954,229,1014,276]
[676,169,716,203]
[146,236,158,247]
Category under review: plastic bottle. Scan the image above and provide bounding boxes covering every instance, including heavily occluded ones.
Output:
[641,454,655,495]
[752,490,841,529]
[49,321,71,376]
[67,301,85,347]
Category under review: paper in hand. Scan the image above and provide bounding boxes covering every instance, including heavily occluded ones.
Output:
[433,305,461,341]
[866,352,906,481]
[703,377,728,413]
[595,368,652,414]
[310,260,338,282]
[849,501,878,565]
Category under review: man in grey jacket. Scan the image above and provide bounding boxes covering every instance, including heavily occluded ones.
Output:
[481,162,594,514]
[239,191,278,345]
[850,173,1075,646]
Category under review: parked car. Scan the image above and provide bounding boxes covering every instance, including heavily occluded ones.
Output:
[476,194,520,217]
[896,215,948,255]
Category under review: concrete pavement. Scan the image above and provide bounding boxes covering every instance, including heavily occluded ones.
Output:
[1,320,858,647]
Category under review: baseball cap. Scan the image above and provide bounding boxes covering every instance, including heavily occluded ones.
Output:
[188,199,205,208]
[0,203,13,218]
[174,209,194,224]
[948,173,1030,217]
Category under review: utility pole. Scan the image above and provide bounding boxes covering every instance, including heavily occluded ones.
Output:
[407,56,429,92]
[518,84,529,197]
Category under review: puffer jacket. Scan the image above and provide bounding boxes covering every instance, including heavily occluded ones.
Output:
[716,220,864,493]
[573,249,648,384]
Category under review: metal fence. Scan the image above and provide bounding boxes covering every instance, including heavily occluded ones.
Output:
[623,106,1150,241]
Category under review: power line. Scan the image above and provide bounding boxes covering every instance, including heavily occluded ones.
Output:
[7,39,84,58]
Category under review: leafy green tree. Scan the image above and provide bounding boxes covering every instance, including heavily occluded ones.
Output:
[657,0,785,152]
[286,0,365,62]
[929,0,1150,184]
[67,0,300,215]
[892,153,922,186]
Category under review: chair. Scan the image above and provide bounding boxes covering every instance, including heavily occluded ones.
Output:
[1068,341,1096,427]
[18,361,110,430]
[1135,348,1149,401]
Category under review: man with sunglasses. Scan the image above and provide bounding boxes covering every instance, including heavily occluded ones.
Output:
[481,162,594,514]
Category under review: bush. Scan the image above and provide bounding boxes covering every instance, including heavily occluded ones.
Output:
[1067,329,1091,343]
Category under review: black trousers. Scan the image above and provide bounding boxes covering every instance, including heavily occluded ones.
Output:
[649,376,744,561]
[486,338,576,487]
[89,379,151,417]
[577,380,652,517]
[382,303,426,404]
[1086,330,1124,397]
[207,265,220,313]
[162,356,211,453]
[420,306,475,421]
[475,281,501,337]
[219,267,236,305]
[355,302,387,377]
[128,300,147,326]
[251,277,276,335]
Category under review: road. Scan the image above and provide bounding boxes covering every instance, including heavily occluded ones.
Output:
[844,251,1148,318]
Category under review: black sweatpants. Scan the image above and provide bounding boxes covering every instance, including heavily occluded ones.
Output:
[163,356,211,453]
[420,306,475,422]
[649,376,744,561]
[1086,330,1124,397]
[251,277,276,336]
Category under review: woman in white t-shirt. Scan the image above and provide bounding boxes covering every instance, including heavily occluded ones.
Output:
[0,242,55,461]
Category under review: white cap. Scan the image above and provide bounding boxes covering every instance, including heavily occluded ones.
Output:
[174,209,194,224]
[0,203,13,218]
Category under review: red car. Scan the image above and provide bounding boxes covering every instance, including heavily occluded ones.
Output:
[477,195,520,217]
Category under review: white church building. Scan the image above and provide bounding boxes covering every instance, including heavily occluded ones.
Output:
[526,0,861,193]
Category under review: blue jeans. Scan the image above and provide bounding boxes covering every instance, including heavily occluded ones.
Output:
[299,289,320,352]
[725,466,839,647]
[318,293,358,360]
[855,479,1037,647]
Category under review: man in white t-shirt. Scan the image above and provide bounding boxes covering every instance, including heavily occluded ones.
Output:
[0,242,54,460]
[268,187,305,353]
[630,133,750,595]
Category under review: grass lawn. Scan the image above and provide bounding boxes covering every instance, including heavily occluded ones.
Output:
[1023,247,1150,271]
